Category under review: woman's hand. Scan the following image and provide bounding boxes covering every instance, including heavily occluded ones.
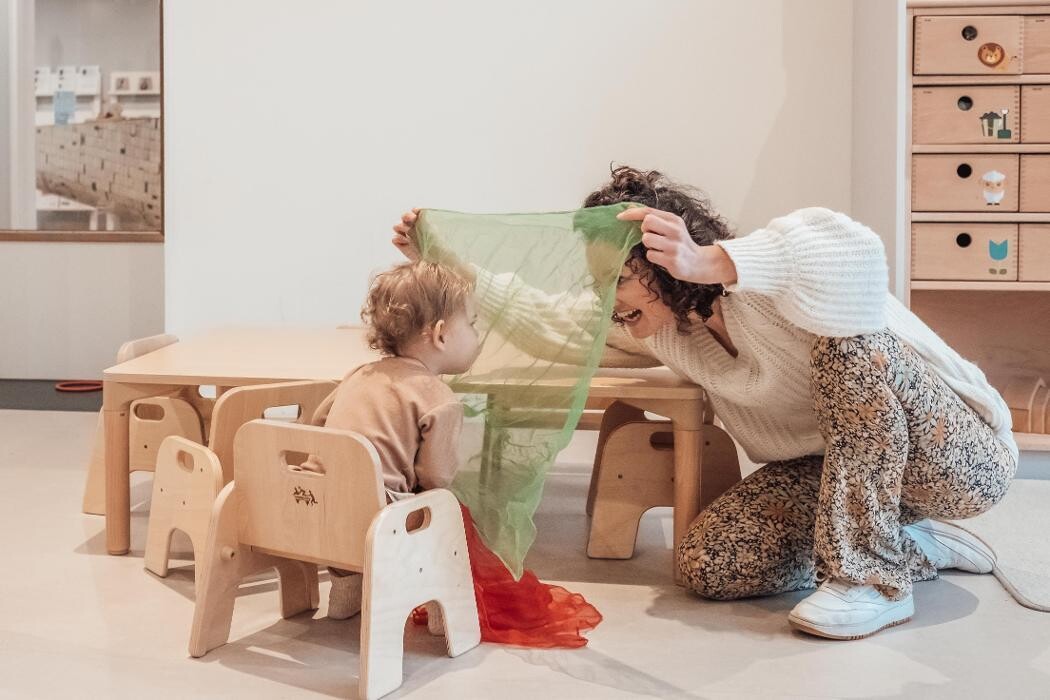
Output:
[617,206,737,286]
[391,208,422,261]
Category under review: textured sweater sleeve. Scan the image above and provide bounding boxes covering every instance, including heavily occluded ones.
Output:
[715,208,889,337]
[415,401,464,491]
[473,267,660,368]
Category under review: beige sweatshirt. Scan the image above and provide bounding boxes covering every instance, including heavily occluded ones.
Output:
[314,356,463,495]
[473,207,1018,466]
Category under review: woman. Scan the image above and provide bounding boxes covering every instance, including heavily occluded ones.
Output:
[391,166,1017,640]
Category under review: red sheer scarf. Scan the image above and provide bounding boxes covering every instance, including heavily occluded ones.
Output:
[412,504,602,648]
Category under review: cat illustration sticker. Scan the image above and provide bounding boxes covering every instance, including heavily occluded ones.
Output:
[981,170,1007,205]
[988,239,1009,275]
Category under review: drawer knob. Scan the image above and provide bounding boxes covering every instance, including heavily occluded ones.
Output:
[956,233,973,248]
[957,163,973,178]
[962,25,978,41]
[957,96,973,111]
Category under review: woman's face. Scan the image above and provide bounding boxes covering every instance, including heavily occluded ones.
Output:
[609,264,675,338]
[587,243,674,339]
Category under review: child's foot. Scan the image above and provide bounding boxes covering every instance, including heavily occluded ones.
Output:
[788,579,913,640]
[327,570,363,620]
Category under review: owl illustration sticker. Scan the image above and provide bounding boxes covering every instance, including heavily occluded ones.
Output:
[982,170,1007,205]
[988,239,1009,275]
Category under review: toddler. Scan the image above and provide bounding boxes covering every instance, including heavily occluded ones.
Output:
[317,260,478,618]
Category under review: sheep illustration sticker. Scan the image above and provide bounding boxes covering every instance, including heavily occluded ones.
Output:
[981,170,1007,205]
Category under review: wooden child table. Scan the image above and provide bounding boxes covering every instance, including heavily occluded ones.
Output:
[100,327,712,582]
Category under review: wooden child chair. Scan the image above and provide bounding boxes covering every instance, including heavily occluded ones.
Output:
[586,400,741,559]
[82,334,208,515]
[189,419,480,700]
[144,380,337,587]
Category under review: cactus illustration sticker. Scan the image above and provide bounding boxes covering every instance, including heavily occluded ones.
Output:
[982,170,1007,205]
[989,239,1009,275]
[978,109,1012,139]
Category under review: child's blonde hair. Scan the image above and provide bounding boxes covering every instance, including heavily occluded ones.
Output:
[361,261,473,356]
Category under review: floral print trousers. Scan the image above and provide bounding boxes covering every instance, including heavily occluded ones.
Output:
[677,331,1016,600]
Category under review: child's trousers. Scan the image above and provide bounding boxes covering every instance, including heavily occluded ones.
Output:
[676,330,1016,600]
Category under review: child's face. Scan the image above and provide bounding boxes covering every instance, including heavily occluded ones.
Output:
[440,296,480,374]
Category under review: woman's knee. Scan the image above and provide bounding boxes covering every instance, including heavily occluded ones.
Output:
[676,511,767,600]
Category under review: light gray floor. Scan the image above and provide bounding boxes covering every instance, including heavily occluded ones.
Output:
[2,409,1048,699]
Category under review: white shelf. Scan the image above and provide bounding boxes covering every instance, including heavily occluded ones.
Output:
[910,281,1050,291]
[913,74,1050,86]
[911,212,1050,223]
[109,90,161,97]
[1016,432,1050,452]
[912,144,1050,154]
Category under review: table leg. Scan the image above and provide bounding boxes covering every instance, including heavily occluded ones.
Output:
[104,407,131,555]
[671,428,703,585]
[103,380,177,555]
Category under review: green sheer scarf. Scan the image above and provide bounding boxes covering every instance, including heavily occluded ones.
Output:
[415,204,641,577]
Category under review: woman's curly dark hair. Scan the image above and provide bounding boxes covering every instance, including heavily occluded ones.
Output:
[583,165,734,330]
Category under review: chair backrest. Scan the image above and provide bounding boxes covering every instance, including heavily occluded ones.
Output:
[117,333,179,363]
[234,419,386,570]
[208,380,338,483]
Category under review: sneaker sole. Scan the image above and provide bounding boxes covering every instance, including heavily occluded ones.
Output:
[912,522,996,573]
[788,611,912,641]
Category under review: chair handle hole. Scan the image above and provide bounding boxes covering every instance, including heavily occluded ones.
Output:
[406,507,432,533]
[133,402,165,421]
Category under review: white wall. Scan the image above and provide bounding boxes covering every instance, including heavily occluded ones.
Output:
[851,0,907,298]
[0,241,164,378]
[164,0,856,334]
[35,0,159,73]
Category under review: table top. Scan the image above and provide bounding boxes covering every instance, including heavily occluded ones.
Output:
[104,326,705,400]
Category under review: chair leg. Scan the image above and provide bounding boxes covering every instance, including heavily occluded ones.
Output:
[188,484,245,658]
[586,402,646,517]
[360,600,414,700]
[360,490,480,699]
[82,410,107,515]
[588,422,674,559]
[277,561,320,619]
[424,601,444,636]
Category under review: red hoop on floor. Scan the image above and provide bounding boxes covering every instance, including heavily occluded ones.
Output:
[55,380,103,393]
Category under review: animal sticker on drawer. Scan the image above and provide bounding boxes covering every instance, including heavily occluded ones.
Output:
[989,238,1010,275]
[982,170,1008,205]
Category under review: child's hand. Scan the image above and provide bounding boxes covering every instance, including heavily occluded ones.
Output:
[391,208,422,261]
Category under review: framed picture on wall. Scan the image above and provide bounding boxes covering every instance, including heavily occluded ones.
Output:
[110,71,134,94]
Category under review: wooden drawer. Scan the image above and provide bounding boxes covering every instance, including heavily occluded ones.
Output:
[912,154,1019,211]
[912,223,1018,280]
[1026,16,1050,73]
[1022,86,1050,143]
[1020,224,1050,281]
[914,15,1022,75]
[1021,155,1050,212]
[913,86,1019,144]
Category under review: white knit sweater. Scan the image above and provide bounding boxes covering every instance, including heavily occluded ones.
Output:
[474,207,1018,465]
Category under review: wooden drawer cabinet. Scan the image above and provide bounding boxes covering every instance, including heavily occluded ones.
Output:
[1022,86,1050,143]
[913,86,1019,143]
[912,223,1018,280]
[1020,224,1050,281]
[1027,16,1050,73]
[914,15,1023,74]
[913,154,1019,210]
[1021,155,1050,212]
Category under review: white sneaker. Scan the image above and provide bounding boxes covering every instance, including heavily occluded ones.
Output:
[788,580,914,640]
[904,519,995,574]
[327,571,363,620]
